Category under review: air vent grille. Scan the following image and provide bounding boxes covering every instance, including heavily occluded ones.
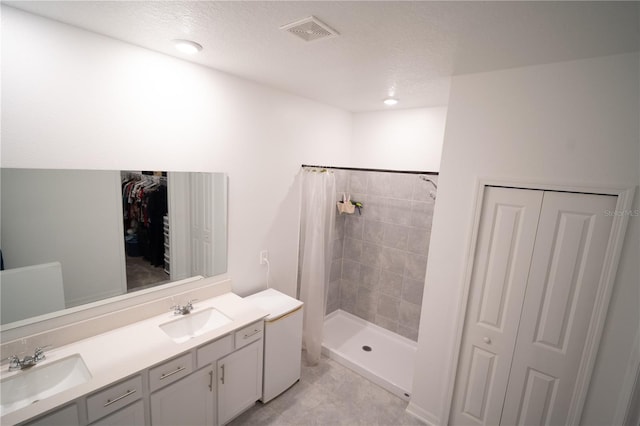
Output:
[280,16,339,42]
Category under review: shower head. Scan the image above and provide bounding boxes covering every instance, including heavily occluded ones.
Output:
[419,175,437,189]
[418,175,437,200]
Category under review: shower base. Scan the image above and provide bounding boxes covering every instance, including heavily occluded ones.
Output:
[322,309,417,401]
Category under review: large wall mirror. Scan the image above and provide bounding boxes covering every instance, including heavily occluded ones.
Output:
[0,168,228,329]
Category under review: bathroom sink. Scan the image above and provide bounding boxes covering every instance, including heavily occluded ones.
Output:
[0,354,92,416]
[159,307,232,343]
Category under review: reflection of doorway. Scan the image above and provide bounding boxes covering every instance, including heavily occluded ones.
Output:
[121,171,171,292]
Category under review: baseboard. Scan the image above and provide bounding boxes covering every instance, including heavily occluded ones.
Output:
[406,402,441,426]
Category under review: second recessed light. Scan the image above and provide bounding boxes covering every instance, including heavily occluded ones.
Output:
[383,97,399,106]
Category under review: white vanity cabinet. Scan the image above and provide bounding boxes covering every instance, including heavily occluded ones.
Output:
[150,366,215,426]
[86,375,144,425]
[217,339,263,425]
[8,308,267,426]
[90,400,145,426]
[24,403,79,426]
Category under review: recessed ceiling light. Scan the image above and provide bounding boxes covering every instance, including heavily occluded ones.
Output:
[173,39,203,55]
[383,97,399,106]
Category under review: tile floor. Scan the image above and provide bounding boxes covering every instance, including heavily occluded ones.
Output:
[229,354,425,426]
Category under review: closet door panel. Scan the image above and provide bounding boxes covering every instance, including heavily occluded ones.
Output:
[500,191,616,426]
[451,187,543,426]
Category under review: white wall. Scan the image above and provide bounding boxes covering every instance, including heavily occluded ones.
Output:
[409,52,639,425]
[351,107,447,172]
[1,169,126,307]
[1,6,352,298]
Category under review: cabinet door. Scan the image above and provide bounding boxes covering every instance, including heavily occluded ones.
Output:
[451,187,543,426]
[90,400,145,426]
[217,340,263,425]
[25,403,79,426]
[150,366,215,426]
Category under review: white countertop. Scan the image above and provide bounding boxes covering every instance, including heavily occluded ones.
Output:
[1,292,268,425]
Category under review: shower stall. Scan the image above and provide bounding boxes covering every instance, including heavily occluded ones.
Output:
[319,168,437,400]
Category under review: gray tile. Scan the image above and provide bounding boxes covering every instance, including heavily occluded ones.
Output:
[361,242,382,268]
[398,324,420,342]
[342,259,361,283]
[343,237,363,262]
[330,259,342,283]
[345,216,364,240]
[374,315,399,333]
[383,223,410,250]
[359,265,380,291]
[355,288,377,321]
[405,253,428,281]
[410,201,435,229]
[407,227,430,255]
[379,270,403,298]
[382,197,413,226]
[363,220,385,244]
[380,246,407,274]
[367,172,414,199]
[376,294,400,321]
[349,171,368,193]
[399,301,422,330]
[334,215,346,240]
[332,238,344,260]
[402,277,425,305]
[339,280,357,314]
[334,170,349,194]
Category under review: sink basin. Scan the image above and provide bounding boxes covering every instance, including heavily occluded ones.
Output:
[159,307,232,343]
[0,354,92,416]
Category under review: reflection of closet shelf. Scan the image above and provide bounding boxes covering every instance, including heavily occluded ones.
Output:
[163,215,170,275]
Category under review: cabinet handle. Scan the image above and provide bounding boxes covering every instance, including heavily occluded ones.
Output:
[244,329,261,339]
[483,337,492,344]
[220,364,225,384]
[104,389,136,407]
[209,370,213,392]
[160,366,186,380]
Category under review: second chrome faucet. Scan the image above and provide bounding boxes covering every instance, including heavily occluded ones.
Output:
[170,299,197,315]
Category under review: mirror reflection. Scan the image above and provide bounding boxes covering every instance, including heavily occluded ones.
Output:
[0,168,228,326]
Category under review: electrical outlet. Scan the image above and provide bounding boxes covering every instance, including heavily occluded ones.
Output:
[260,250,269,265]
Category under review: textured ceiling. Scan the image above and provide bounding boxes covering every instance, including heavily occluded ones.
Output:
[5,1,639,112]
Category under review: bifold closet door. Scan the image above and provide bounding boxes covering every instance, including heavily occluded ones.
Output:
[499,191,616,425]
[450,187,544,426]
[451,187,616,426]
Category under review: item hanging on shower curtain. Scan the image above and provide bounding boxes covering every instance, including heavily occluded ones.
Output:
[298,167,336,365]
[337,193,356,215]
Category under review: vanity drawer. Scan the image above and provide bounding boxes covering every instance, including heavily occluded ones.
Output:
[87,375,143,423]
[234,321,264,349]
[197,334,233,368]
[149,352,193,392]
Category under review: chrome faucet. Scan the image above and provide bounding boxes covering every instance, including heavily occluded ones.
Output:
[7,346,51,371]
[171,299,197,315]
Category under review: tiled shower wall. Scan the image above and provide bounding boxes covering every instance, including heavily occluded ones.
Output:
[327,170,437,341]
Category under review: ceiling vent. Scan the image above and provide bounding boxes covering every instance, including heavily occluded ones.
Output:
[280,16,339,42]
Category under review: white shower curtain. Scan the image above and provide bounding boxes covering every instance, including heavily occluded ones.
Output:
[298,168,336,365]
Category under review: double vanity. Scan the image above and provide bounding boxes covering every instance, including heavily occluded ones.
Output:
[0,280,272,426]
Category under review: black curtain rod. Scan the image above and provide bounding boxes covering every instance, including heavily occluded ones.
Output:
[301,164,438,175]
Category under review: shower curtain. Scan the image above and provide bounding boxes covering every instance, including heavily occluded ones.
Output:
[298,168,336,365]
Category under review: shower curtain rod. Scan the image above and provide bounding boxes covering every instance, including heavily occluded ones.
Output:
[301,164,438,175]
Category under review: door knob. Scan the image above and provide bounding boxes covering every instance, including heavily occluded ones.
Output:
[483,337,492,344]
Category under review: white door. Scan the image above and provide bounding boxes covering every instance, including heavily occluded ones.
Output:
[451,187,544,425]
[500,191,615,425]
[451,187,616,426]
[190,173,214,277]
